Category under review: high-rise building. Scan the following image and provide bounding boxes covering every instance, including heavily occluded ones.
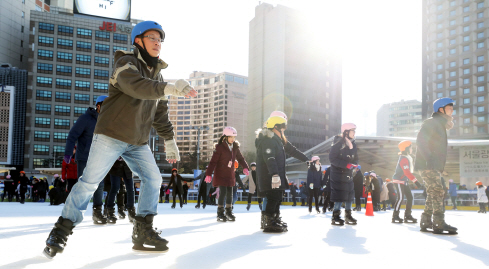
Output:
[423,0,489,138]
[24,8,140,172]
[0,67,28,168]
[377,100,422,137]
[247,3,342,152]
[163,71,249,164]
[0,0,51,69]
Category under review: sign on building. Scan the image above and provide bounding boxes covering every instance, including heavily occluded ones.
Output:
[74,0,131,21]
[459,146,489,178]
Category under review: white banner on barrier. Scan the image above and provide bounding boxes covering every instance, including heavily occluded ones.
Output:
[459,146,489,178]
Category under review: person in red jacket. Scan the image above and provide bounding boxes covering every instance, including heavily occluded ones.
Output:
[391,141,422,223]
[62,146,78,194]
[205,127,249,222]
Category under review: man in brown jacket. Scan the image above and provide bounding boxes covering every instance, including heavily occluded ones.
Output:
[43,21,197,258]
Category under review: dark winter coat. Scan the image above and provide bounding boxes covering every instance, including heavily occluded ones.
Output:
[415,112,449,172]
[167,174,184,195]
[61,157,78,180]
[196,170,212,195]
[109,158,133,179]
[18,175,30,192]
[206,141,248,187]
[299,184,308,199]
[329,135,358,203]
[64,108,98,162]
[37,180,47,193]
[321,167,332,193]
[353,169,363,197]
[307,165,323,188]
[53,177,66,191]
[290,185,298,195]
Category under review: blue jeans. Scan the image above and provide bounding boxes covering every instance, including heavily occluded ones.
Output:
[62,134,162,225]
[76,160,104,207]
[107,174,135,208]
[334,201,352,211]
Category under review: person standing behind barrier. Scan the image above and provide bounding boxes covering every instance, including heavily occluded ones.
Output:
[329,123,359,226]
[307,156,322,214]
[448,179,458,210]
[242,162,262,210]
[476,181,488,213]
[290,182,299,206]
[415,97,457,234]
[299,182,308,206]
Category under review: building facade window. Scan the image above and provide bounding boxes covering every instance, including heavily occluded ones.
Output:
[36,76,52,87]
[38,36,54,47]
[58,25,73,36]
[94,56,109,67]
[56,65,72,75]
[54,119,70,129]
[35,103,51,114]
[57,52,73,62]
[36,90,52,100]
[54,132,69,141]
[39,22,54,33]
[34,131,50,142]
[75,67,91,78]
[74,93,90,104]
[74,107,85,115]
[478,86,485,92]
[94,69,109,78]
[55,105,71,116]
[75,81,90,91]
[37,63,53,74]
[38,49,53,59]
[76,54,91,64]
[95,43,110,54]
[95,30,110,40]
[57,38,73,48]
[93,82,108,92]
[34,144,49,155]
[35,117,51,127]
[478,96,485,102]
[55,92,71,102]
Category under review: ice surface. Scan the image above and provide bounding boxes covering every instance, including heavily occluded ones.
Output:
[0,202,488,269]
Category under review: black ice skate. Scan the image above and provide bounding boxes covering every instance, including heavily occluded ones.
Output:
[392,211,403,223]
[195,204,200,209]
[225,207,236,221]
[106,207,117,224]
[118,207,126,219]
[202,204,206,209]
[263,214,283,233]
[128,206,136,223]
[43,217,75,259]
[420,213,433,232]
[217,207,227,222]
[274,212,288,232]
[132,215,169,252]
[345,210,357,225]
[432,214,458,235]
[331,210,345,226]
[246,203,251,211]
[403,210,417,223]
[92,205,107,225]
[171,204,175,209]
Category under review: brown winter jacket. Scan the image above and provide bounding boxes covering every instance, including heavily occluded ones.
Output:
[94,47,174,145]
[206,141,249,187]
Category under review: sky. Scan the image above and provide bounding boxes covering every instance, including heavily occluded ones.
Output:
[132,0,422,136]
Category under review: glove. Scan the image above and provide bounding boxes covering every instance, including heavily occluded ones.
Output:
[346,163,357,170]
[271,175,281,189]
[309,183,314,189]
[414,181,422,189]
[165,139,180,162]
[164,79,193,97]
[63,155,71,164]
[243,168,249,176]
[205,176,212,183]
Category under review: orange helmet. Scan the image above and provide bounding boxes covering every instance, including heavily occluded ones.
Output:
[234,161,239,169]
[386,178,391,182]
[20,171,25,174]
[475,181,483,186]
[398,140,412,152]
[172,168,177,172]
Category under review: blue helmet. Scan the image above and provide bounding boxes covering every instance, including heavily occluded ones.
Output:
[364,172,369,176]
[131,21,165,45]
[96,95,108,104]
[433,97,454,112]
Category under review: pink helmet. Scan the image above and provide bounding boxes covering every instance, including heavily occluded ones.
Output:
[6,175,11,179]
[223,127,237,137]
[341,123,357,133]
[270,111,288,121]
[370,172,377,178]
[311,156,320,162]
[54,174,59,178]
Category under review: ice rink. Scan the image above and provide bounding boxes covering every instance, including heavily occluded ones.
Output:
[0,202,488,269]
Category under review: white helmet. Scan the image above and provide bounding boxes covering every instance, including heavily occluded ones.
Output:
[341,123,356,133]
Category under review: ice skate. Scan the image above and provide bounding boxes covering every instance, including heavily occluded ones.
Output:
[118,207,126,219]
[345,209,357,225]
[331,210,344,226]
[420,213,433,232]
[171,204,175,209]
[392,211,403,223]
[225,207,236,221]
[43,217,75,259]
[432,214,458,235]
[202,204,206,209]
[217,207,227,222]
[132,215,169,252]
[274,212,288,232]
[403,210,417,223]
[106,207,117,224]
[128,206,136,223]
[195,204,200,209]
[92,205,107,225]
[263,214,283,233]
[246,203,251,211]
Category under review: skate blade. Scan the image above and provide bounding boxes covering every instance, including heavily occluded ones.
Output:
[432,230,458,235]
[404,221,417,224]
[132,245,169,253]
[263,229,284,233]
[345,222,357,225]
[331,223,344,226]
[42,247,57,259]
[93,221,107,225]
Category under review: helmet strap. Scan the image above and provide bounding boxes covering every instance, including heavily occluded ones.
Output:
[134,42,159,68]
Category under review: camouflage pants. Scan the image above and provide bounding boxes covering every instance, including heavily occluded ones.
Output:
[421,170,445,216]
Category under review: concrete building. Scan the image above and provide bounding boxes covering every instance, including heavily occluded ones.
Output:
[247,3,342,152]
[0,0,51,69]
[24,8,140,172]
[164,71,249,164]
[377,100,422,137]
[0,67,28,169]
[422,0,489,138]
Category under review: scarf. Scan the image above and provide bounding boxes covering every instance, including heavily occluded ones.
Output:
[134,44,159,68]
[437,112,454,130]
[345,137,353,149]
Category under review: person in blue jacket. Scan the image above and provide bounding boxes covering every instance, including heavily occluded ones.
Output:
[307,156,323,214]
[448,179,458,210]
[63,95,108,225]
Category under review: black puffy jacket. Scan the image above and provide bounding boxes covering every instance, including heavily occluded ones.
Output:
[329,135,358,202]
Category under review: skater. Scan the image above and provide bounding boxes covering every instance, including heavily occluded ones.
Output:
[231,163,246,206]
[476,181,488,213]
[106,157,136,223]
[380,178,395,210]
[329,123,359,226]
[204,127,249,222]
[62,146,78,195]
[321,167,334,213]
[391,141,422,223]
[366,172,381,211]
[290,182,299,206]
[182,182,189,204]
[352,166,363,211]
[167,168,184,209]
[195,167,212,209]
[299,182,308,206]
[448,179,458,210]
[415,97,457,234]
[159,182,166,203]
[255,114,308,232]
[43,20,198,258]
[17,171,30,204]
[242,162,263,211]
[2,175,14,202]
[307,156,322,214]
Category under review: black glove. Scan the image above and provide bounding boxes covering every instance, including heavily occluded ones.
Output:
[415,181,422,189]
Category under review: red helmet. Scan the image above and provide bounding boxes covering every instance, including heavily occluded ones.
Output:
[172,168,177,172]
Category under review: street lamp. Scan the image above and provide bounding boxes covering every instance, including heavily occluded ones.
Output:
[191,125,209,173]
